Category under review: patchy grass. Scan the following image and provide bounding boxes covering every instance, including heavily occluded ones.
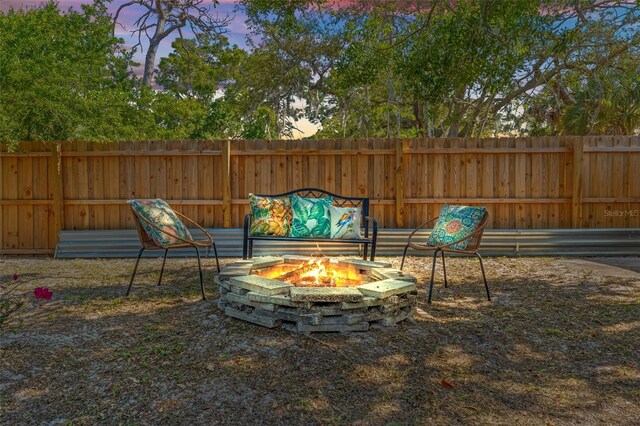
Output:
[0,256,639,425]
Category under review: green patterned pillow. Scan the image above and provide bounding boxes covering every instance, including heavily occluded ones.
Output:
[426,205,487,250]
[290,196,333,238]
[128,199,192,247]
[329,206,361,239]
[249,194,292,237]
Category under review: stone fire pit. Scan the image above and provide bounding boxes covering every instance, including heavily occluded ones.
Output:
[215,256,417,333]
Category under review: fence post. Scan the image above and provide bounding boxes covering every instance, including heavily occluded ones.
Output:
[571,137,584,228]
[395,139,407,228]
[49,142,64,248]
[222,140,232,228]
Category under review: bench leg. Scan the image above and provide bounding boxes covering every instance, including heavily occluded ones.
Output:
[242,238,248,259]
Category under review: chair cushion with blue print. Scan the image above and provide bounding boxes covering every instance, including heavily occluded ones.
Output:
[426,205,487,251]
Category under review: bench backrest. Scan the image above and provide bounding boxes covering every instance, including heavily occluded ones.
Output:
[252,188,370,219]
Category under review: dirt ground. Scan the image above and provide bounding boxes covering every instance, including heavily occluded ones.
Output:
[1,255,639,425]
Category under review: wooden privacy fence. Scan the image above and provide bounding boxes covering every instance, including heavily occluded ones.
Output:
[1,136,639,254]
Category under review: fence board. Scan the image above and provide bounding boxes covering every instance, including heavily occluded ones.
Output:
[1,137,639,253]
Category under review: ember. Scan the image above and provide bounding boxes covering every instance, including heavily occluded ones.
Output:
[255,259,365,287]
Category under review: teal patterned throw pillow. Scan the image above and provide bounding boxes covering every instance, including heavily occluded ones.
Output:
[290,196,333,238]
[426,205,486,250]
[329,206,361,239]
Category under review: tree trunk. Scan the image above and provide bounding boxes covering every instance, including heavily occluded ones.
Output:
[142,41,161,86]
[141,13,167,87]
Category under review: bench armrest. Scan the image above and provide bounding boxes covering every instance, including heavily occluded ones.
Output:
[363,216,378,240]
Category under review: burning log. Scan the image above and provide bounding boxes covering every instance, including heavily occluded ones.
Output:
[275,262,321,282]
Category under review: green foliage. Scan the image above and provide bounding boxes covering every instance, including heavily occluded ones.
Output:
[522,66,640,136]
[2,0,639,145]
[240,0,640,137]
[157,36,245,105]
[0,1,139,149]
[156,35,283,139]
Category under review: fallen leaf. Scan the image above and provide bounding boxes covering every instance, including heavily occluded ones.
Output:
[440,379,455,388]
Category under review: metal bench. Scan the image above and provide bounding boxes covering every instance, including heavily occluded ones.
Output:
[242,188,378,260]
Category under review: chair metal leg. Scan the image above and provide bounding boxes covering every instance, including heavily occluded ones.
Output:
[441,250,448,288]
[195,246,206,300]
[400,245,409,271]
[476,252,491,301]
[126,248,145,296]
[248,240,253,259]
[363,243,368,261]
[157,249,169,285]
[427,248,440,304]
[212,242,220,273]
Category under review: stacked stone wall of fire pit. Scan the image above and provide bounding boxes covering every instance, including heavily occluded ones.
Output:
[215,256,417,333]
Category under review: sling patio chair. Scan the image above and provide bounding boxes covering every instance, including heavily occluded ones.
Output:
[126,199,220,300]
[400,205,491,303]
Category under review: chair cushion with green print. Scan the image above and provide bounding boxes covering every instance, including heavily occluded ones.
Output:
[290,196,333,238]
[426,205,487,250]
[248,194,292,237]
[128,199,192,247]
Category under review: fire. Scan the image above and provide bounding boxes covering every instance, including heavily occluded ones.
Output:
[307,260,327,285]
[256,259,365,287]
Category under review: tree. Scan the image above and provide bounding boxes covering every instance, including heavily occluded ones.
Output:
[520,64,640,135]
[157,35,245,104]
[156,35,278,138]
[113,0,231,86]
[239,0,347,137]
[0,1,140,148]
[240,0,640,137]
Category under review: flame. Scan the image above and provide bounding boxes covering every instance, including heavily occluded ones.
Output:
[297,259,362,286]
[303,259,330,285]
[256,259,364,287]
